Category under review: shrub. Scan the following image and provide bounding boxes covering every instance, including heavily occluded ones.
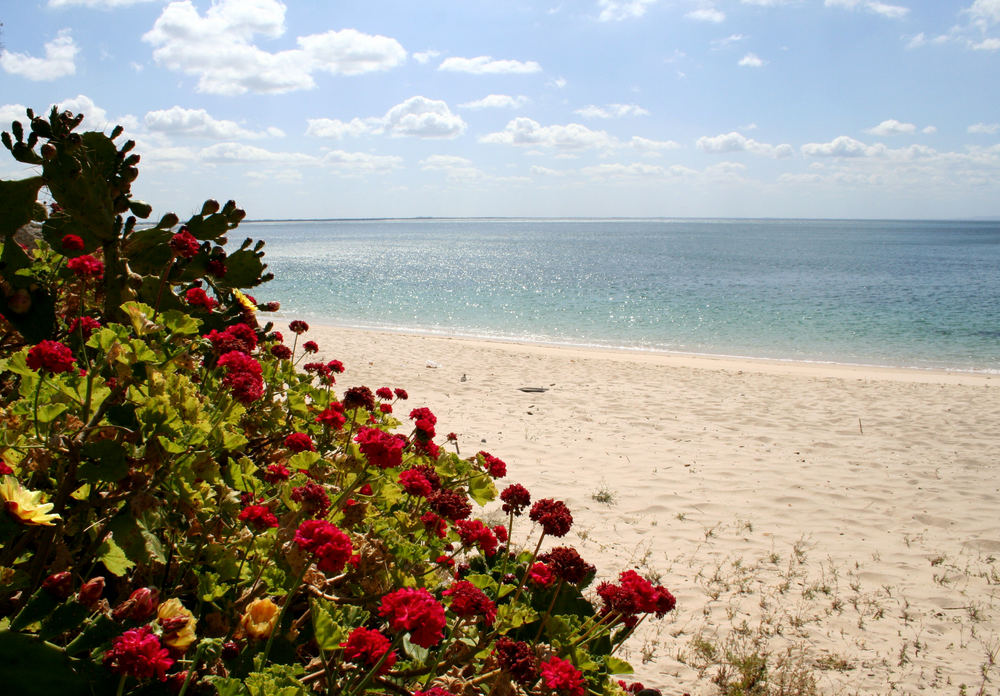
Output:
[0,107,674,695]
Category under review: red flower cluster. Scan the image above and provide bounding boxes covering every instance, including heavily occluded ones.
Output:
[294,520,353,574]
[454,519,499,557]
[340,626,397,674]
[284,432,315,453]
[529,498,573,537]
[355,427,406,469]
[393,387,408,399]
[263,463,291,483]
[206,323,257,355]
[302,340,319,353]
[443,579,497,626]
[0,460,13,475]
[343,386,376,411]
[428,489,472,521]
[290,482,330,518]
[206,257,227,278]
[238,504,278,530]
[169,229,200,259]
[288,320,309,334]
[539,547,595,585]
[185,287,217,310]
[528,562,555,587]
[399,469,433,498]
[103,626,174,681]
[217,350,263,403]
[378,587,446,648]
[61,234,85,252]
[409,406,437,441]
[596,570,676,627]
[500,483,531,516]
[477,451,507,478]
[493,636,539,685]
[540,655,585,696]
[27,340,76,373]
[315,402,346,430]
[270,344,292,360]
[375,387,393,400]
[66,254,103,279]
[420,511,448,538]
[68,315,101,338]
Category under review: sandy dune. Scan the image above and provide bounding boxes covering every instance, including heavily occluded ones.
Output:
[305,324,1000,695]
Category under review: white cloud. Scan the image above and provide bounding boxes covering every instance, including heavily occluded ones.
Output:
[200,142,316,165]
[530,166,568,176]
[574,103,650,119]
[711,34,745,49]
[865,119,916,136]
[142,0,405,95]
[968,122,1000,134]
[438,56,542,74]
[459,94,529,110]
[0,29,78,81]
[972,37,1000,50]
[629,136,681,154]
[413,50,441,64]
[145,106,282,139]
[697,131,793,157]
[738,52,765,67]
[307,96,466,140]
[53,94,138,131]
[966,0,1000,26]
[582,162,669,179]
[906,32,926,49]
[687,7,726,22]
[321,150,402,175]
[740,0,796,5]
[549,77,568,89]
[824,0,909,19]
[384,97,466,138]
[0,104,31,126]
[480,118,617,151]
[597,0,659,21]
[801,135,886,157]
[48,0,156,6]
[922,126,937,134]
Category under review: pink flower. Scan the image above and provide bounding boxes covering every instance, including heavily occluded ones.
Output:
[284,433,315,453]
[294,520,353,575]
[27,340,76,373]
[103,626,174,681]
[540,655,585,696]
[378,587,446,648]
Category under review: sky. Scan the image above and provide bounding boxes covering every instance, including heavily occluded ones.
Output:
[0,0,998,220]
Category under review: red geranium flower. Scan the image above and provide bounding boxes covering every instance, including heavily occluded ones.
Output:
[443,579,497,626]
[393,387,408,400]
[67,315,101,338]
[540,656,585,696]
[303,340,318,353]
[238,504,279,530]
[66,254,103,279]
[428,489,472,521]
[340,626,397,674]
[493,637,539,685]
[539,547,595,585]
[271,344,292,360]
[291,482,330,518]
[477,451,507,478]
[375,387,393,400]
[343,386,375,411]
[206,323,257,355]
[284,432,315,453]
[216,350,263,403]
[61,234,84,252]
[399,469,433,498]
[185,287,218,310]
[500,483,531,516]
[315,402,347,430]
[27,340,76,374]
[529,498,573,537]
[169,229,200,259]
[263,463,291,483]
[528,562,555,587]
[103,626,174,681]
[288,320,309,334]
[355,427,406,469]
[378,587,446,648]
[420,511,449,538]
[454,519,498,557]
[294,519,353,574]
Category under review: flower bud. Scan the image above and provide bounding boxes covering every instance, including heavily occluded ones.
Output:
[113,586,160,622]
[42,571,73,599]
[40,143,57,160]
[77,576,105,608]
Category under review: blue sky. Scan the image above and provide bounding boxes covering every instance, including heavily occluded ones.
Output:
[1,0,998,219]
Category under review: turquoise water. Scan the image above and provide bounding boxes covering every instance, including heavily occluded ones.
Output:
[243,218,1000,372]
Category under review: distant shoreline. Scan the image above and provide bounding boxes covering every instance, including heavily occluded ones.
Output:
[243,215,1000,224]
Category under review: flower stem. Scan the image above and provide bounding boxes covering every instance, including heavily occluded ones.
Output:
[260,558,310,666]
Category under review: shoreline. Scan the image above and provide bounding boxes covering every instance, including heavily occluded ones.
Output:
[287,319,997,386]
[302,322,1000,693]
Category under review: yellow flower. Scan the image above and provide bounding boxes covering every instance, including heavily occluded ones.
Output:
[157,597,197,652]
[232,288,256,314]
[239,597,280,640]
[0,475,61,526]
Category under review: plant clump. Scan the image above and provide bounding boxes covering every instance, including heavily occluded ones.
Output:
[0,107,675,695]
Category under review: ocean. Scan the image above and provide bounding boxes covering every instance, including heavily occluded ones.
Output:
[242,218,1000,372]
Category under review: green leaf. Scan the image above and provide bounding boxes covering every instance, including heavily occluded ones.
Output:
[206,676,250,696]
[198,571,227,602]
[35,403,68,425]
[496,602,537,631]
[221,427,249,451]
[309,598,346,651]
[221,247,266,288]
[119,301,156,335]
[288,451,320,471]
[38,602,90,641]
[402,632,430,663]
[228,457,259,493]
[158,434,188,454]
[467,471,497,505]
[78,439,128,483]
[605,656,634,675]
[161,308,202,335]
[0,176,45,237]
[96,536,135,577]
[0,630,114,694]
[108,514,150,566]
[466,573,498,594]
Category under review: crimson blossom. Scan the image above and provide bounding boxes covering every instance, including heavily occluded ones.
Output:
[103,626,174,681]
[284,432,315,453]
[493,636,539,685]
[169,229,200,258]
[596,569,676,627]
[185,287,217,311]
[443,579,497,626]
[206,323,257,355]
[293,519,353,574]
[238,504,278,530]
[530,498,573,537]
[538,546,595,585]
[398,469,433,498]
[354,427,406,469]
[340,626,397,674]
[378,587,446,648]
[540,655,586,696]
[454,518,499,557]
[477,451,507,478]
[66,254,103,279]
[216,350,263,403]
[27,340,76,374]
[288,320,309,334]
[500,483,531,516]
[315,402,347,430]
[61,234,84,251]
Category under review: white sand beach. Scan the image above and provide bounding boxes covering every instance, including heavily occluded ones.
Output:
[308,324,1000,695]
